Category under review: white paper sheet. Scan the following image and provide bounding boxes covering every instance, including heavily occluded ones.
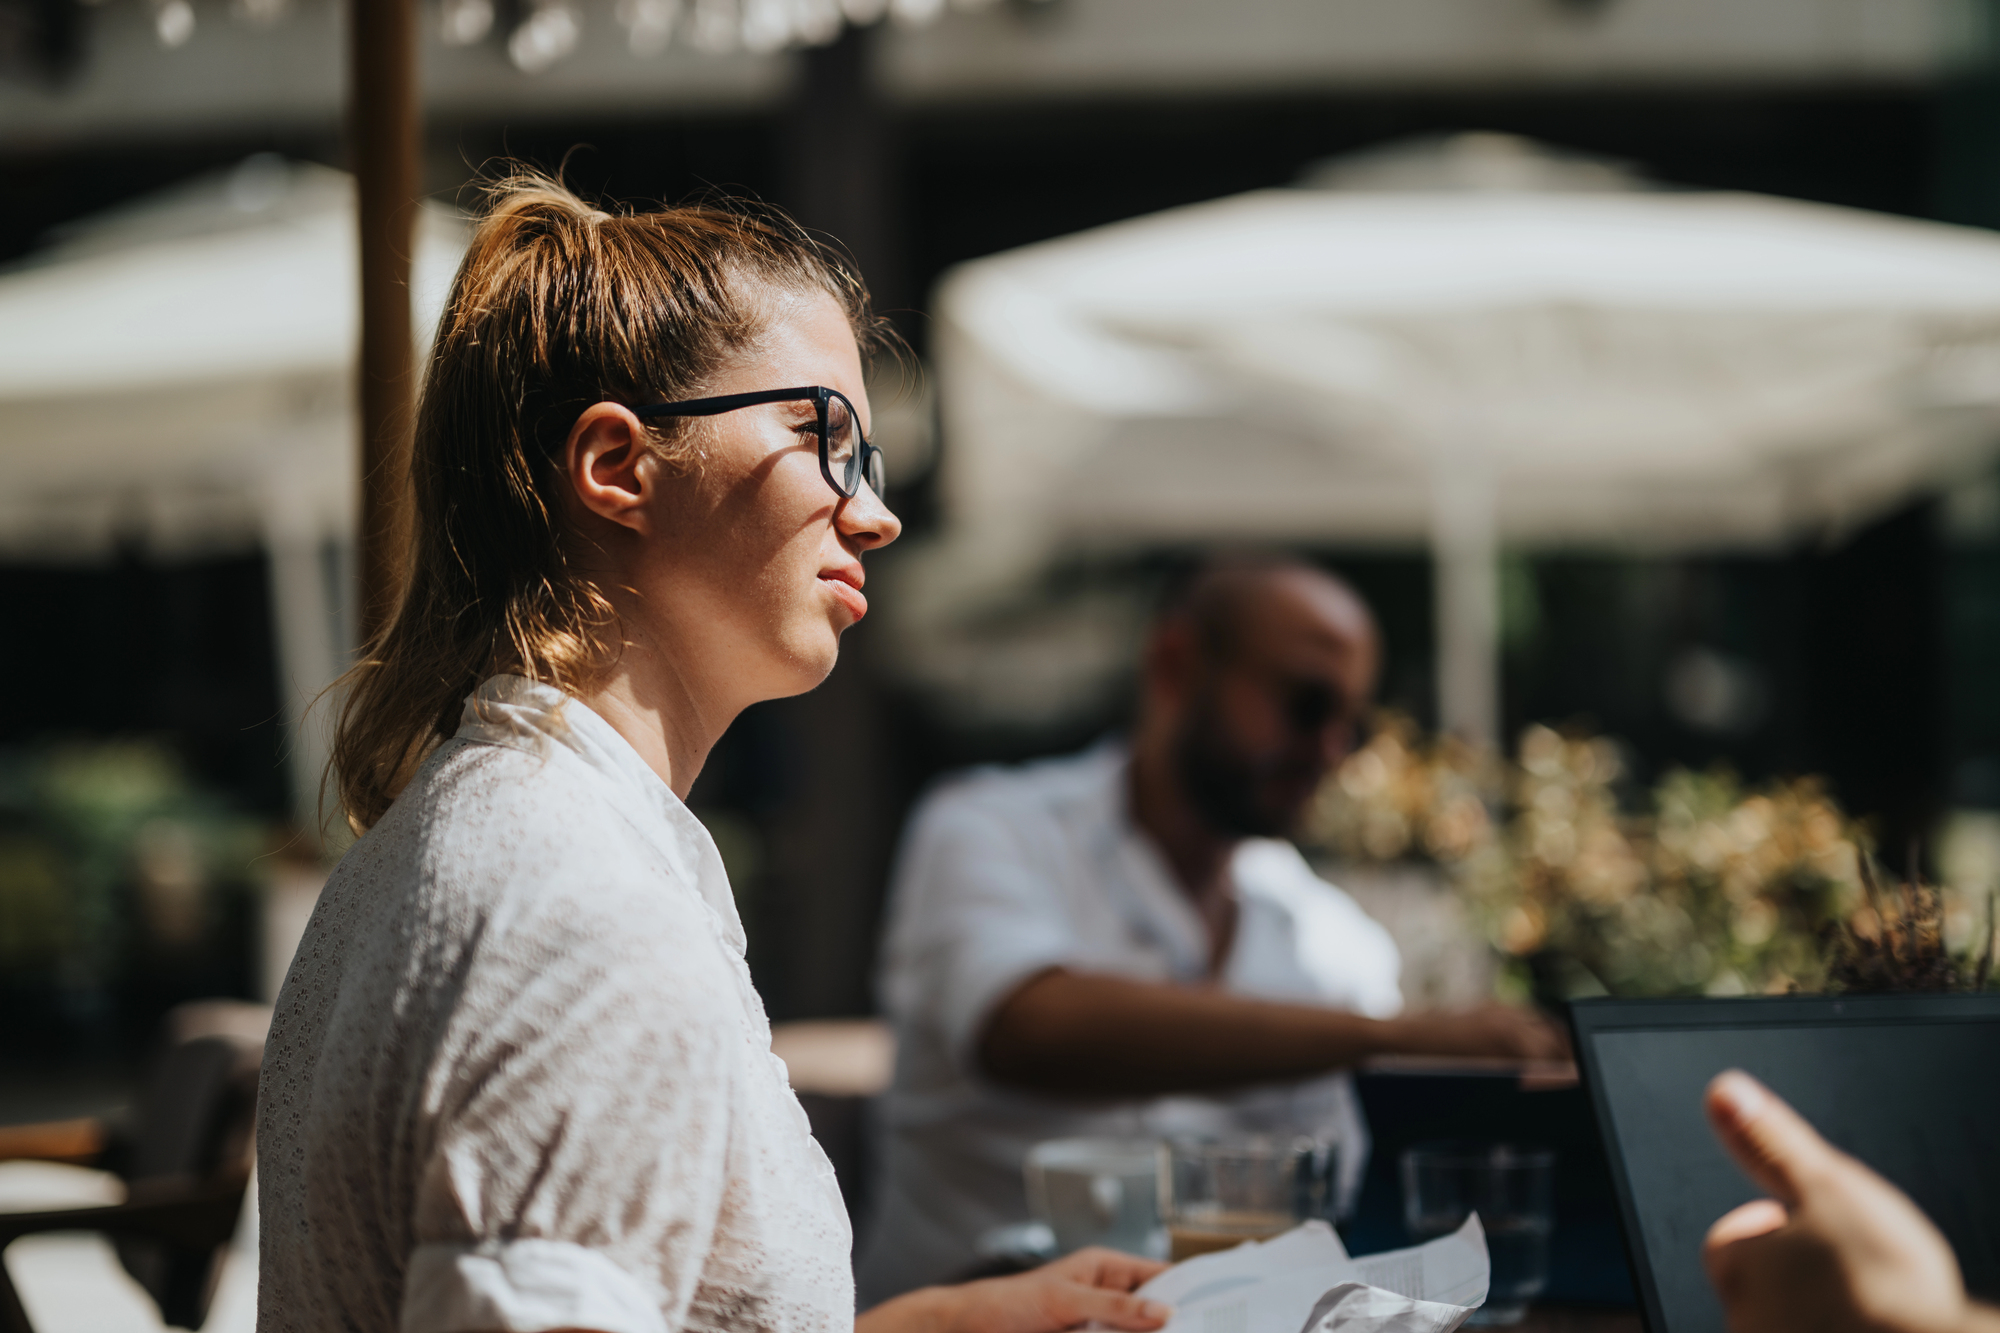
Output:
[1136,1216,1489,1333]
[1298,1282,1480,1333]
[1350,1216,1489,1308]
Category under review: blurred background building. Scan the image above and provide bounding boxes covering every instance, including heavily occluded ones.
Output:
[5,0,2000,1069]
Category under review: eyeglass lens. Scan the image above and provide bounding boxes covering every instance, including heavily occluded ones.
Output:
[824,393,885,497]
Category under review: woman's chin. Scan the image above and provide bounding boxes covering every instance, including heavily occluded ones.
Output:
[764,631,843,698]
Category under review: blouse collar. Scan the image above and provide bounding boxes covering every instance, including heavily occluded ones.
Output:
[455,674,748,957]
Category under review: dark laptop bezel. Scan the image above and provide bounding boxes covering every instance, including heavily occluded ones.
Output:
[1570,993,2000,1333]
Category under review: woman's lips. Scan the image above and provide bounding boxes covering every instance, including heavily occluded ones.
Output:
[821,572,868,622]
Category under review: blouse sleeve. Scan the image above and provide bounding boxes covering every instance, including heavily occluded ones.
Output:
[399,870,742,1333]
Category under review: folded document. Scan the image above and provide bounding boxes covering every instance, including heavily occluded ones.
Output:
[1135,1216,1489,1333]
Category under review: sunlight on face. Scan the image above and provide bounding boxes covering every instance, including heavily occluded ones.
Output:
[629,289,902,708]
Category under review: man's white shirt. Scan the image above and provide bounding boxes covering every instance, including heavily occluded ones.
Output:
[856,742,1402,1304]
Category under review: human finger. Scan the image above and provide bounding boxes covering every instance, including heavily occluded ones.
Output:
[1518,1012,1570,1060]
[1705,1198,1790,1252]
[1539,1012,1573,1059]
[1700,1219,1791,1322]
[1704,1071,1838,1207]
[1044,1281,1172,1331]
[1480,1006,1564,1060]
[1048,1247,1169,1290]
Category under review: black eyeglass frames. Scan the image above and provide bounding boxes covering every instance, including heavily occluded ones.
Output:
[633,385,885,501]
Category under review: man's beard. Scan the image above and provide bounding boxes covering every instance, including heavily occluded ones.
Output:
[1172,693,1300,840]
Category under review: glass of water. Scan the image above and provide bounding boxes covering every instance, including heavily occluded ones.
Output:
[1024,1138,1164,1257]
[1400,1143,1555,1326]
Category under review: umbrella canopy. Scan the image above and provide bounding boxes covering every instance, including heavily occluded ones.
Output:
[0,155,464,558]
[0,156,467,829]
[931,143,2000,742]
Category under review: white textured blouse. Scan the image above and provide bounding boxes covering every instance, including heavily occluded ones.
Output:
[257,676,852,1333]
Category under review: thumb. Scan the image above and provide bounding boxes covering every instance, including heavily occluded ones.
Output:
[1702,1208,1792,1307]
[1049,1282,1172,1332]
[1705,1198,1790,1252]
[1705,1070,1838,1207]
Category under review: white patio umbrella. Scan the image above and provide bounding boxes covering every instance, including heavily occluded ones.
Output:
[0,155,466,829]
[930,137,2000,744]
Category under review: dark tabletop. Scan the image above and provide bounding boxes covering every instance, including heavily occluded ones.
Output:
[1514,1309,1643,1333]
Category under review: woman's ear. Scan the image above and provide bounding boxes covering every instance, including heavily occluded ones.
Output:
[565,403,657,535]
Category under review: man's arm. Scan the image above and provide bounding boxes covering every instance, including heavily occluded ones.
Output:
[977,967,1566,1095]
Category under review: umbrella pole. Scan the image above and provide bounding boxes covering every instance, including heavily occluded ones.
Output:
[261,479,344,837]
[1431,457,1501,751]
[350,0,421,647]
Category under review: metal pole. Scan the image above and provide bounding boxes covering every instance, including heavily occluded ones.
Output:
[261,475,344,836]
[349,0,420,646]
[1430,445,1500,750]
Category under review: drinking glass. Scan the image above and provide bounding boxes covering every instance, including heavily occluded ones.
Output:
[1400,1143,1556,1326]
[1023,1138,1163,1257]
[1157,1136,1333,1261]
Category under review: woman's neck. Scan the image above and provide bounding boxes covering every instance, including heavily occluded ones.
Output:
[577,636,734,800]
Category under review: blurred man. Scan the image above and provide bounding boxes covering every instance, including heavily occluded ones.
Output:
[1704,1070,2000,1333]
[856,557,1563,1300]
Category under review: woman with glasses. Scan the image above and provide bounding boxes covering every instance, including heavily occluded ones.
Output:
[256,172,1170,1333]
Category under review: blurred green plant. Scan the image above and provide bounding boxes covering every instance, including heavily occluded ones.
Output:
[0,740,269,989]
[0,835,72,964]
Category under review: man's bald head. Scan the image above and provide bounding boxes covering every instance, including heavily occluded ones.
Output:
[1160,557,1380,680]
[1141,557,1381,840]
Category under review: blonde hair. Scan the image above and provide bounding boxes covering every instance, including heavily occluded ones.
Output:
[332,169,883,831]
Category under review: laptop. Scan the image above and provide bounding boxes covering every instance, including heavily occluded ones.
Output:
[1571,993,2000,1333]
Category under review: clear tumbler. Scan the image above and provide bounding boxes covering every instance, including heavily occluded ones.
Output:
[1158,1136,1333,1261]
[1400,1143,1556,1326]
[1023,1138,1163,1257]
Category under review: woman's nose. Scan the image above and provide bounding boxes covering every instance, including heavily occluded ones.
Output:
[838,483,902,550]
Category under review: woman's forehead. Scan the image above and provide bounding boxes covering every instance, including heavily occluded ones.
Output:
[719,290,866,411]
[758,289,862,369]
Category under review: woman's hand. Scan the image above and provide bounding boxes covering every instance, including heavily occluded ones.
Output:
[1702,1070,2000,1333]
[858,1248,1171,1333]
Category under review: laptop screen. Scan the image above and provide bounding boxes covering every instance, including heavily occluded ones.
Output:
[1572,995,2000,1333]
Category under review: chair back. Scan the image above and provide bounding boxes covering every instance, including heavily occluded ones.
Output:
[113,1005,264,1329]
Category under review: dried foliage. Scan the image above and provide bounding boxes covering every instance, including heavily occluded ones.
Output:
[1305,715,1499,865]
[1302,715,1971,998]
[1824,858,1996,995]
